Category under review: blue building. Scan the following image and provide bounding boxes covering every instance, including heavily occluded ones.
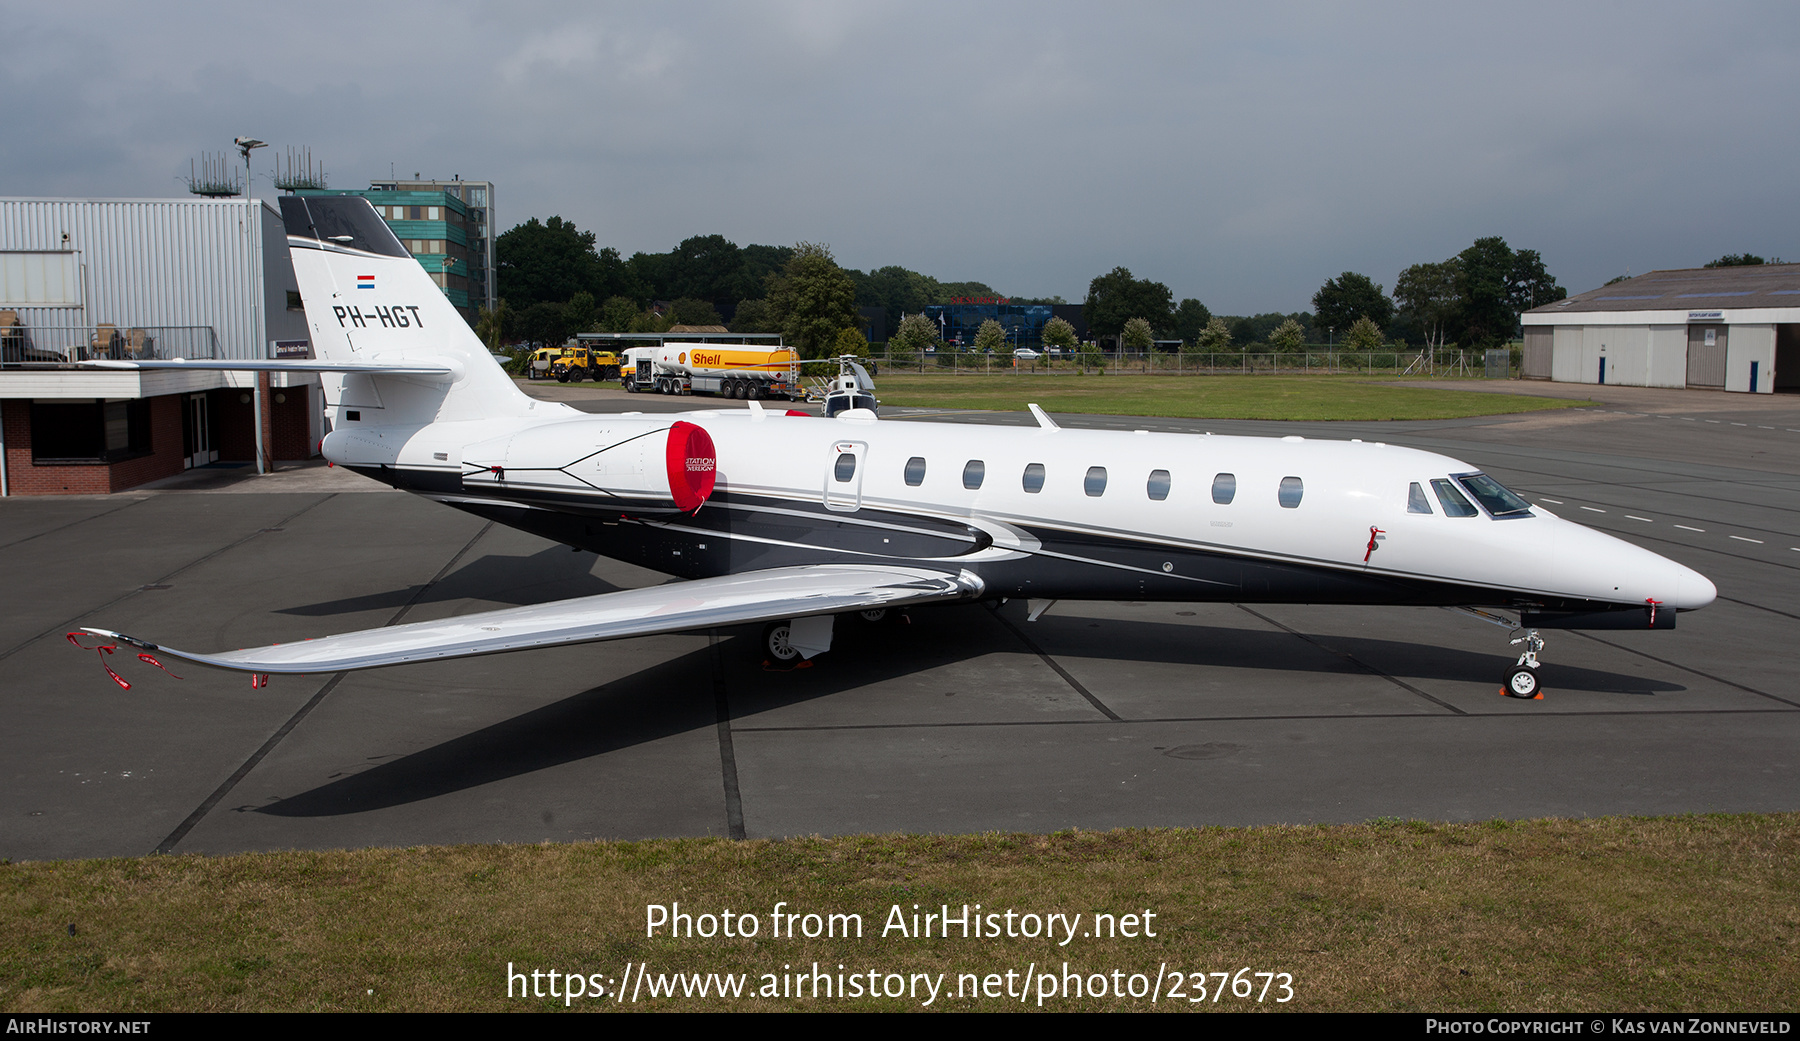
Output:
[921,298,1054,348]
[296,176,495,325]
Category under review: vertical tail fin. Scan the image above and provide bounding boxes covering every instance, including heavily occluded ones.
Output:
[279,195,531,425]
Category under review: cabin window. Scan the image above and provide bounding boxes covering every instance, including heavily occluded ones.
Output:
[963,460,985,490]
[1278,476,1304,508]
[1408,482,1433,514]
[1212,473,1236,504]
[1084,466,1108,497]
[1022,462,1045,493]
[1147,469,1171,501]
[833,453,857,483]
[904,456,926,486]
[1431,478,1479,517]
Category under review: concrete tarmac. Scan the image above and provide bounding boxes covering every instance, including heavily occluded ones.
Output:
[3,379,1796,860]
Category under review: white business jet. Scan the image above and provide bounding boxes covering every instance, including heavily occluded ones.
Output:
[80,197,1714,699]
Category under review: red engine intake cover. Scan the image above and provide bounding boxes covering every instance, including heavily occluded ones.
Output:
[664,420,717,512]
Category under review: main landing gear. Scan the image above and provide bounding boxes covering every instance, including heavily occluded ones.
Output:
[761,609,909,670]
[762,620,803,666]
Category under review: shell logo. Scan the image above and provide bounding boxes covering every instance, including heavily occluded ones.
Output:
[679,352,688,364]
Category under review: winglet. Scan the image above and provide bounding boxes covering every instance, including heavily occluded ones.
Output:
[1028,403,1059,430]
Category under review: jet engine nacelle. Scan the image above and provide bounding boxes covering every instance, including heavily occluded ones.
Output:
[460,417,716,512]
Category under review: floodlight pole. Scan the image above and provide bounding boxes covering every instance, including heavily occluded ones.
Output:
[235,138,268,473]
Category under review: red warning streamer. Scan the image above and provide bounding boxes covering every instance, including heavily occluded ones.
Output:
[66,632,129,690]
[1364,526,1385,563]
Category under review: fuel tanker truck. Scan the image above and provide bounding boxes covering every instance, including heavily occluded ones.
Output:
[622,343,803,400]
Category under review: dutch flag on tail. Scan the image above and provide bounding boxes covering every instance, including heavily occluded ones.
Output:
[357,274,375,290]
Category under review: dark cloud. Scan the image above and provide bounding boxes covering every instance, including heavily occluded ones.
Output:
[6,1,1797,310]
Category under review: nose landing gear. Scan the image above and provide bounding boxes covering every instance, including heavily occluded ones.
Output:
[1502,629,1544,700]
[1453,608,1551,699]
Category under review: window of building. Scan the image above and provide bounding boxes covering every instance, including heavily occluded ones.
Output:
[1212,472,1236,504]
[1147,469,1171,501]
[904,456,926,486]
[1084,466,1108,497]
[1278,476,1303,508]
[963,460,985,490]
[286,290,304,311]
[31,400,150,463]
[1022,462,1045,493]
[1408,482,1433,514]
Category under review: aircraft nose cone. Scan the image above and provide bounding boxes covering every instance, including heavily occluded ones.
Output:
[1547,518,1716,611]
[1673,563,1717,611]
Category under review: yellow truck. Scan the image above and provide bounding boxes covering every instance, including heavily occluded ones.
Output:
[527,344,621,382]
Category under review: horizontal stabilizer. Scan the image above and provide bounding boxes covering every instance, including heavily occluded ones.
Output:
[79,358,458,376]
[86,564,982,675]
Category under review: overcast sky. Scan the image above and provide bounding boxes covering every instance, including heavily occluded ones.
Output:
[6,1,1798,313]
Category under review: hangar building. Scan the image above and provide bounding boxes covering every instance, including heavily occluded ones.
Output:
[0,197,320,495]
[1520,264,1798,393]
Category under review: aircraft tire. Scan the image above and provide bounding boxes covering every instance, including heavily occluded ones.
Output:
[763,621,800,663]
[855,608,889,624]
[1504,665,1540,699]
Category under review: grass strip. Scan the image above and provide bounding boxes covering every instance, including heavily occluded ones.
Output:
[4,815,1793,1012]
[871,374,1589,421]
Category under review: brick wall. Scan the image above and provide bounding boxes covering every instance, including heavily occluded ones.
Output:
[2,395,187,495]
[213,378,314,463]
[271,384,315,460]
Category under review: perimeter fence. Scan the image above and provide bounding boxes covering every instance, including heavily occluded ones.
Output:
[845,347,1518,379]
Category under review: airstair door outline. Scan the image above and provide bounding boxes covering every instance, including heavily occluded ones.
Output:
[825,440,866,512]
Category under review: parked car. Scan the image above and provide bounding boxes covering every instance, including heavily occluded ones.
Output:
[1012,348,1042,360]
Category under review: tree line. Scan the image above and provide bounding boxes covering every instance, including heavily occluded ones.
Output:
[486,218,1014,359]
[492,217,1776,356]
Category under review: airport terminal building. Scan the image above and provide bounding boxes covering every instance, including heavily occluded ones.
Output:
[0,197,320,495]
[1521,264,1799,393]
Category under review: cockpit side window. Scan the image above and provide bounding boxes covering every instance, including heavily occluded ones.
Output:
[1431,478,1479,517]
[1408,482,1433,514]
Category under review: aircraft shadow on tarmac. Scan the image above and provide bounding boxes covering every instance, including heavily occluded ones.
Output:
[274,547,628,616]
[254,604,1684,817]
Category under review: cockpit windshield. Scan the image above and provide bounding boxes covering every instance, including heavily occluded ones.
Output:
[1453,472,1533,518]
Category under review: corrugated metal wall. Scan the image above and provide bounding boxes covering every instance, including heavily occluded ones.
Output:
[1521,326,1552,379]
[0,198,305,359]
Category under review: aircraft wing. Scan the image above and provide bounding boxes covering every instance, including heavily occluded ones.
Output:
[85,564,981,675]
